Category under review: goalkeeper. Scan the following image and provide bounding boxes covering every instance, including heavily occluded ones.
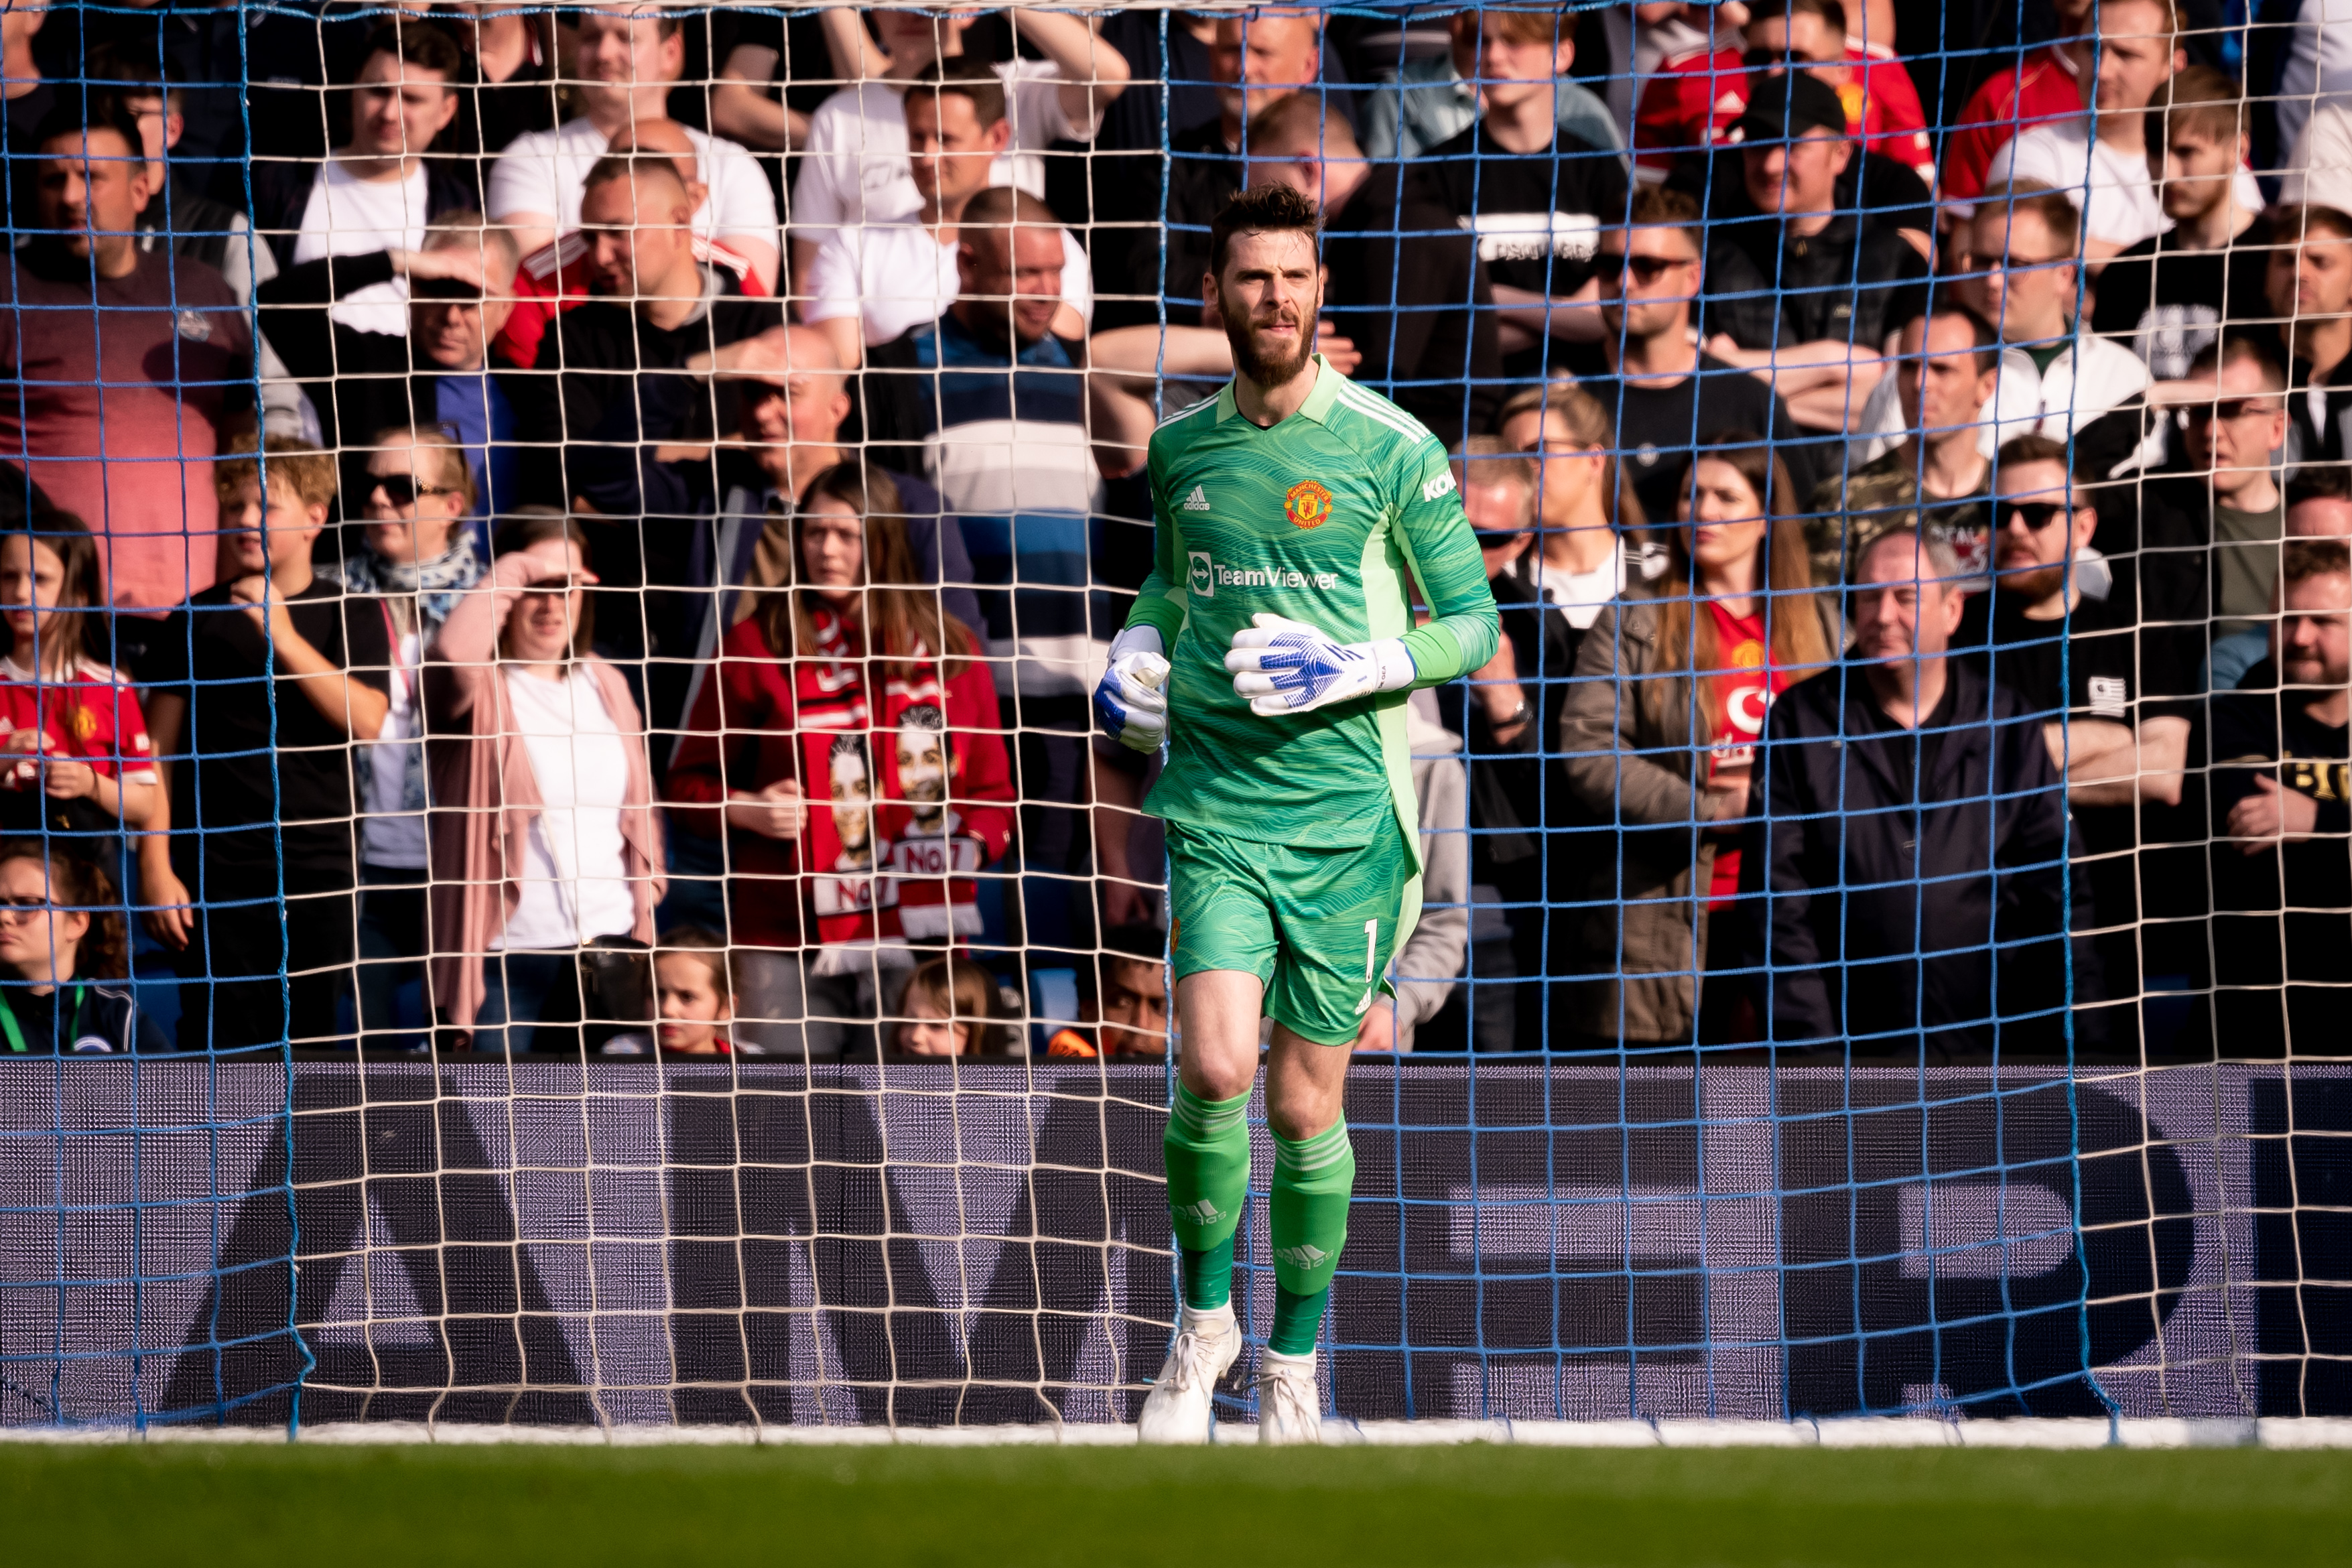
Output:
[1094,182,1498,1444]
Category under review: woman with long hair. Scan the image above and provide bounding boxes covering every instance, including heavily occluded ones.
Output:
[1559,430,1836,1047]
[424,514,665,1055]
[666,462,1015,1059]
[0,512,157,853]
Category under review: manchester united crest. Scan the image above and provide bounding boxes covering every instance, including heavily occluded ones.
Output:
[1284,478,1333,529]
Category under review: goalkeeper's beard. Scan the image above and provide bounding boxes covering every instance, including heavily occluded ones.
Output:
[1221,289,1319,393]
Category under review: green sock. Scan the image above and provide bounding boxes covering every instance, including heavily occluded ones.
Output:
[1269,1286,1329,1357]
[1268,1120,1352,1354]
[1165,1083,1250,1311]
[1181,1235,1236,1313]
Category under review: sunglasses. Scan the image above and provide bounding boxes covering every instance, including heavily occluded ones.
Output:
[2185,398,2278,423]
[1596,251,1691,285]
[2002,501,2073,531]
[368,474,456,507]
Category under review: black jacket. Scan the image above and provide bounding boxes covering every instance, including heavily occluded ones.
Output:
[1704,211,1929,355]
[1740,658,2099,1054]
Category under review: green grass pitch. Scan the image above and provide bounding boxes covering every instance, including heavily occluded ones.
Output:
[4,1441,2344,1567]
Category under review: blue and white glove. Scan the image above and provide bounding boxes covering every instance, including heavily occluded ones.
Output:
[1095,625,1171,753]
[1224,613,1416,718]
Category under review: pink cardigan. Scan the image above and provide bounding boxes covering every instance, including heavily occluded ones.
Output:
[421,557,665,1032]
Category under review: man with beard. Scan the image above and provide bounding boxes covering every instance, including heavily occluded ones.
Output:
[2209,537,2352,1056]
[1959,434,2194,1050]
[861,186,1134,962]
[1092,182,1497,1443]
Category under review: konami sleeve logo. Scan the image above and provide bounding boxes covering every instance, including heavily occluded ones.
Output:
[1187,549,1214,596]
[1284,478,1334,529]
[1421,470,1457,503]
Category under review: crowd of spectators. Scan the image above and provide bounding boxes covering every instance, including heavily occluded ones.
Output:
[0,0,2345,1064]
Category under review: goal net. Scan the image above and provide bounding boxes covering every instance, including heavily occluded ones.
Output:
[0,0,2345,1435]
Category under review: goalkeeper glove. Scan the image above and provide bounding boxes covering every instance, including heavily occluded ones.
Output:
[1095,625,1171,753]
[1224,613,1417,718]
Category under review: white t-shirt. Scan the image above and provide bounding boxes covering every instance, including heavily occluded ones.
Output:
[1984,122,2267,253]
[360,625,428,869]
[493,666,638,952]
[791,62,1102,245]
[804,215,1094,346]
[488,119,779,267]
[291,161,427,337]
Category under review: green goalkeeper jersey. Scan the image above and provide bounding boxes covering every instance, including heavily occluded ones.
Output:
[1124,358,1499,860]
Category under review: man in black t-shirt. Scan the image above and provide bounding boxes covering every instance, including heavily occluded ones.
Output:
[1406,9,1628,385]
[507,154,785,651]
[2209,537,2352,1057]
[2090,69,2278,384]
[1959,435,2197,1049]
[1699,72,1928,438]
[1561,184,1817,524]
[1243,93,1502,444]
[136,440,393,1053]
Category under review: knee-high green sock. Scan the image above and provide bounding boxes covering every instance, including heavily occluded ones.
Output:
[1165,1083,1250,1311]
[1268,1120,1354,1355]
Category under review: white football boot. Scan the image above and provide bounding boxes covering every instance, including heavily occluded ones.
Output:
[1136,1303,1240,1443]
[1254,1347,1323,1445]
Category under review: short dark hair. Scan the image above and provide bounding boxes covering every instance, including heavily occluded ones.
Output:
[2286,464,2352,511]
[1996,432,2077,475]
[1624,183,1703,251]
[1974,179,2082,256]
[2283,536,2351,584]
[2188,331,2286,392]
[2273,203,2352,244]
[360,19,464,85]
[1208,182,1321,280]
[1084,923,1166,1004]
[907,56,1006,130]
[580,153,694,209]
[30,103,143,163]
[1904,299,2001,376]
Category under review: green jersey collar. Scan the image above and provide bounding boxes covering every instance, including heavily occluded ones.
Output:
[1217,354,1341,430]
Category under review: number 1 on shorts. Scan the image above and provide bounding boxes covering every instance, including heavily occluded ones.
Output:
[1354,919,1378,1017]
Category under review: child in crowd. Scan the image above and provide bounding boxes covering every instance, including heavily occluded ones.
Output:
[1044,923,1170,1058]
[138,436,391,1052]
[895,957,1006,1057]
[0,511,157,852]
[0,838,164,1054]
[651,926,734,1057]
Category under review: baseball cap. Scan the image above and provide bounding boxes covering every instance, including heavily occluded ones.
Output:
[1729,71,1847,145]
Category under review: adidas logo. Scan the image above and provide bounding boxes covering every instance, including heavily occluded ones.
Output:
[1275,1243,1329,1269]
[1180,484,1212,512]
[1175,1200,1221,1224]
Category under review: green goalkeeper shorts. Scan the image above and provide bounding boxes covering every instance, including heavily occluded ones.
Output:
[1165,818,1421,1048]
